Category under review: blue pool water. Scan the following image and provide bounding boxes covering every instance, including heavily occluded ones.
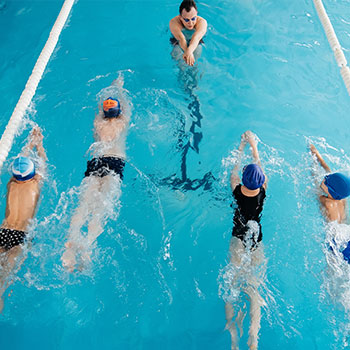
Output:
[1,0,350,349]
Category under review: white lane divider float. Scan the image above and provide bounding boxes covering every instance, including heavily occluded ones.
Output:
[0,0,75,169]
[313,0,350,95]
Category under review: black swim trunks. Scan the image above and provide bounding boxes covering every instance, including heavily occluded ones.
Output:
[0,228,27,250]
[232,184,266,249]
[84,156,125,180]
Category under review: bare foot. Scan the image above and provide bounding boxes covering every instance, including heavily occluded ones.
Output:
[62,242,77,272]
[76,248,92,272]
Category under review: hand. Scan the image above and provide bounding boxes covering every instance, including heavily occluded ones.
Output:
[31,126,43,141]
[309,143,318,155]
[242,130,256,146]
[29,126,43,149]
[112,73,124,88]
[183,51,195,66]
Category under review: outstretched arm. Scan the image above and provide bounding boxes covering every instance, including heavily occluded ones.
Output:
[189,18,207,51]
[310,144,331,173]
[23,127,47,161]
[169,17,188,52]
[230,133,247,191]
[246,131,268,189]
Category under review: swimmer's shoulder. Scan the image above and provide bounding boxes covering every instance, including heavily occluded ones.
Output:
[169,15,182,28]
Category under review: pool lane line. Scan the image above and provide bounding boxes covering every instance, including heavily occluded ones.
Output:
[0,0,75,169]
[313,0,350,95]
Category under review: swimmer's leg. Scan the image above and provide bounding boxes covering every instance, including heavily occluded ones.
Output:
[0,246,25,312]
[62,176,101,271]
[225,302,238,349]
[225,238,247,349]
[86,175,120,245]
[229,237,245,266]
[246,247,266,350]
[81,175,122,267]
[247,288,263,350]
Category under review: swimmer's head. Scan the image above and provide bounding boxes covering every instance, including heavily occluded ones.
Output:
[12,156,35,181]
[242,164,265,190]
[179,0,198,30]
[103,97,121,118]
[323,173,350,200]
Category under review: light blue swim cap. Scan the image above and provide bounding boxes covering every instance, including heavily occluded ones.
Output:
[324,173,350,200]
[12,156,35,181]
[242,164,265,190]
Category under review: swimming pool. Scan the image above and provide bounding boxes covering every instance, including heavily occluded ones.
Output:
[1,0,350,349]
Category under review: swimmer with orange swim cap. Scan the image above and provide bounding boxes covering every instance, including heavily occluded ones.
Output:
[62,75,131,272]
[169,0,207,66]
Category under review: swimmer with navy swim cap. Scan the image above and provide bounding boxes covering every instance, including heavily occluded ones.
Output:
[0,127,47,312]
[310,144,350,262]
[226,130,267,350]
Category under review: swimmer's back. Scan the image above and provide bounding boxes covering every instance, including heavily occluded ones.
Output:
[3,176,41,231]
[320,195,347,223]
[94,112,128,143]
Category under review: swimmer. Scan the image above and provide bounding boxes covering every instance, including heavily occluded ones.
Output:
[310,144,350,261]
[62,75,131,272]
[169,0,207,66]
[225,131,267,350]
[0,127,47,312]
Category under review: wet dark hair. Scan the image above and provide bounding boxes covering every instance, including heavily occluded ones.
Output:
[179,0,197,14]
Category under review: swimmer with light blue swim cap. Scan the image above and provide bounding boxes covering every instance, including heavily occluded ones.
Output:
[310,144,350,263]
[0,127,46,313]
[12,156,35,181]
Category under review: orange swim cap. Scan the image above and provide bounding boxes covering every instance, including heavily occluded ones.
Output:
[102,97,121,118]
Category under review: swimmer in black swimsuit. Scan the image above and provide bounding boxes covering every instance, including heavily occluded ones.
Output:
[62,75,131,272]
[225,131,268,350]
[84,156,125,180]
[0,127,47,312]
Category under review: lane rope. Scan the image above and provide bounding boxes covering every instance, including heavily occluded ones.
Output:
[0,0,75,169]
[313,0,350,95]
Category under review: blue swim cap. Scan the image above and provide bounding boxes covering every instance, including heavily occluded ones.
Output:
[324,173,350,200]
[12,156,35,181]
[103,97,121,118]
[342,241,350,264]
[242,164,265,190]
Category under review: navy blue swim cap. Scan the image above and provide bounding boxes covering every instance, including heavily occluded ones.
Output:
[324,173,350,200]
[242,164,265,190]
[103,97,121,118]
[12,156,35,181]
[342,241,350,264]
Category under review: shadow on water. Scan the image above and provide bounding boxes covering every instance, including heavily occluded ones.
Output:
[161,43,215,192]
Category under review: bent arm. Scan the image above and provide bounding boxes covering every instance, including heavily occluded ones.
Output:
[187,18,207,55]
[169,17,188,52]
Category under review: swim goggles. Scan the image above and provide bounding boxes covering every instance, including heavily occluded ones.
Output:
[182,16,197,23]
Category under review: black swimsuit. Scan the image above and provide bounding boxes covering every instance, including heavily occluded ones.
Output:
[232,184,266,248]
[0,228,27,250]
[84,156,125,180]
